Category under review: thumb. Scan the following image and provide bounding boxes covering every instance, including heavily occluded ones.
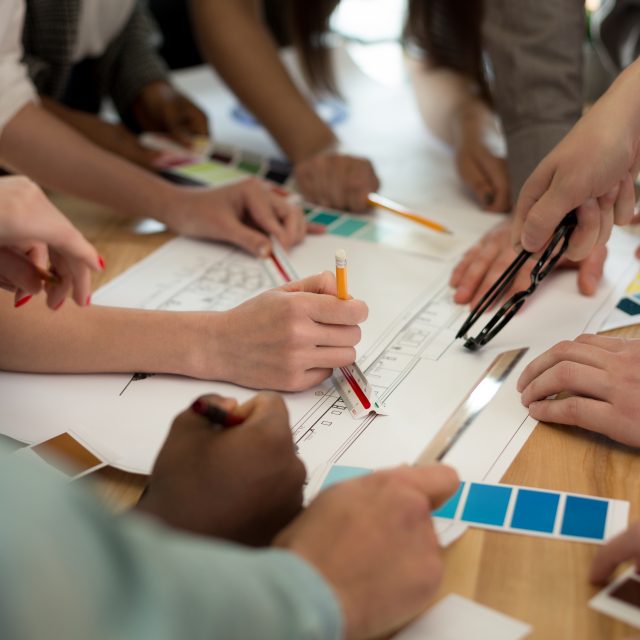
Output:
[223,218,272,258]
[577,245,607,296]
[280,271,337,296]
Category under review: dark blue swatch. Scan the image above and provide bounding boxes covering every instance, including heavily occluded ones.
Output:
[561,496,608,540]
[511,489,560,533]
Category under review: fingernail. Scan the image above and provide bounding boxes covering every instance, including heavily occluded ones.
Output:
[85,295,92,306]
[54,299,65,311]
[14,294,33,308]
[98,255,106,270]
[259,245,270,258]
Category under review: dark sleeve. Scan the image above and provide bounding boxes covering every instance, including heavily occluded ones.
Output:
[97,1,170,117]
[482,0,586,196]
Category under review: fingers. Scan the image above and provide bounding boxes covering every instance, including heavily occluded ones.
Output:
[300,293,369,326]
[281,271,337,296]
[0,248,45,296]
[49,249,92,308]
[458,150,509,212]
[614,173,637,226]
[527,396,614,433]
[520,360,611,406]
[575,333,627,352]
[517,339,611,393]
[481,155,510,212]
[223,214,272,258]
[457,152,495,210]
[576,245,607,296]
[308,346,357,369]
[381,464,460,509]
[591,523,640,584]
[234,391,289,428]
[516,173,572,254]
[566,199,602,262]
[294,154,379,212]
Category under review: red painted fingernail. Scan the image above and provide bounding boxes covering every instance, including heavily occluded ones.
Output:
[14,295,32,308]
[98,256,106,270]
[86,295,92,306]
[54,299,65,311]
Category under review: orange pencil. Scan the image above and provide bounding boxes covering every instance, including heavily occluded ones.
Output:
[367,193,452,235]
[335,249,348,300]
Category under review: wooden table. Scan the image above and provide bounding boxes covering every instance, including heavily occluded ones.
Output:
[56,192,640,639]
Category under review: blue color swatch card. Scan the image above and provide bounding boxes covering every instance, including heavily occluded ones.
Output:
[312,465,629,544]
[431,481,628,544]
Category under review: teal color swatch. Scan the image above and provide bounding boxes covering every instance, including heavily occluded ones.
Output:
[330,218,369,237]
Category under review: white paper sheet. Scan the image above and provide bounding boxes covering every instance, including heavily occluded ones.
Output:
[395,594,531,640]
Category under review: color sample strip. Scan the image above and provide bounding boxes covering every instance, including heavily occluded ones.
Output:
[590,568,640,628]
[320,466,628,544]
[433,481,627,543]
[322,465,371,490]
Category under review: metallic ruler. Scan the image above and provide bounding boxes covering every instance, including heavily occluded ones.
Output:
[415,348,529,465]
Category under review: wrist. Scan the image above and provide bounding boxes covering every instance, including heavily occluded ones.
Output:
[176,311,227,381]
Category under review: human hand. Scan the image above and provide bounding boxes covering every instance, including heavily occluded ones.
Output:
[591,523,640,585]
[450,220,608,308]
[452,99,510,212]
[517,334,640,446]
[137,392,305,545]
[0,176,102,309]
[275,464,459,640]
[197,272,368,391]
[512,60,640,261]
[162,178,314,256]
[294,152,380,212]
[132,81,209,148]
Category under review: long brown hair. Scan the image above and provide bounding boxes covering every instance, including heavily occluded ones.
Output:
[281,0,486,98]
[406,0,487,97]
[284,0,341,95]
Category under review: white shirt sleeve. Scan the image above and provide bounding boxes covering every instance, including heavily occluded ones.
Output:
[0,0,37,138]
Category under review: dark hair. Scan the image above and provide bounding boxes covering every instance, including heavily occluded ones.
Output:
[406,0,488,99]
[280,0,487,99]
[285,0,341,95]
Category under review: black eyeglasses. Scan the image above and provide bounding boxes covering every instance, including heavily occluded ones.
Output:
[456,211,578,351]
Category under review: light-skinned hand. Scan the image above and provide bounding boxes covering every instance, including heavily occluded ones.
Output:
[137,392,306,546]
[450,220,607,308]
[199,271,368,391]
[294,152,380,212]
[591,522,640,585]
[275,464,459,640]
[518,334,640,446]
[0,176,102,309]
[452,99,510,212]
[512,59,640,261]
[162,177,317,256]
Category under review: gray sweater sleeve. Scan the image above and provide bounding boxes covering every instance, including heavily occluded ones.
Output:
[98,1,170,117]
[482,0,585,196]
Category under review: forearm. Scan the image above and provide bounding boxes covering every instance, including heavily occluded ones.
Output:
[0,103,182,222]
[0,293,220,379]
[407,56,488,145]
[191,0,334,161]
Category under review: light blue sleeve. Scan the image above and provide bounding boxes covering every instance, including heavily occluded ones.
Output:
[0,445,343,640]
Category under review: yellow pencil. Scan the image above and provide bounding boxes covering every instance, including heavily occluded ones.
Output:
[367,193,453,235]
[335,249,348,300]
